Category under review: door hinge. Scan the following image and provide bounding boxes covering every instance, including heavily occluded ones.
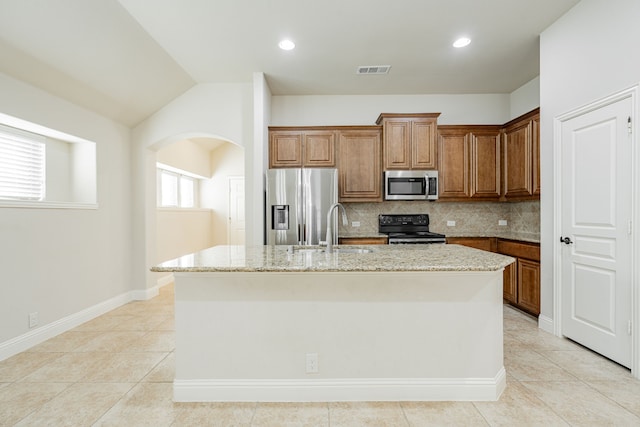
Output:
[628,320,633,335]
[628,220,633,235]
[628,116,633,135]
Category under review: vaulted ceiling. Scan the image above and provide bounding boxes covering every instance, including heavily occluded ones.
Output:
[0,0,580,127]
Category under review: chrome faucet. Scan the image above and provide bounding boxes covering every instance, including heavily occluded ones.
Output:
[325,202,348,253]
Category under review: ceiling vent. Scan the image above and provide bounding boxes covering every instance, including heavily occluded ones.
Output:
[356,65,391,75]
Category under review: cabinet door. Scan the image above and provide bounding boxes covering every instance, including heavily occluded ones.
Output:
[503,261,517,304]
[303,131,336,167]
[411,120,437,169]
[338,130,382,202]
[438,128,470,199]
[517,259,540,315]
[270,131,302,168]
[503,120,533,199]
[470,129,501,200]
[383,120,411,169]
[532,115,541,196]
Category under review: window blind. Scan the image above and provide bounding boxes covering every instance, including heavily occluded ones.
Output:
[0,125,45,201]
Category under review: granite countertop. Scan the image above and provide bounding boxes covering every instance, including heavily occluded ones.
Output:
[151,244,514,273]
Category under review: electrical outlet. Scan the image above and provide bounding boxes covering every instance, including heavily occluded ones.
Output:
[498,220,508,226]
[306,353,318,373]
[447,221,456,227]
[28,312,38,328]
[351,221,361,227]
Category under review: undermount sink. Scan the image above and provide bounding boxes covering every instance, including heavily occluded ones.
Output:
[291,247,374,254]
[333,248,374,254]
[294,248,325,253]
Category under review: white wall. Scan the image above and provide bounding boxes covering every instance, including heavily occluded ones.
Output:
[156,139,212,178]
[539,0,640,322]
[70,142,97,203]
[0,72,132,347]
[45,137,71,201]
[201,143,245,245]
[510,77,540,119]
[131,82,253,290]
[156,209,213,263]
[271,94,512,126]
[155,139,216,271]
[251,72,271,245]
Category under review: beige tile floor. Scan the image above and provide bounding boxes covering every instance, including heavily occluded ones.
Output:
[1,284,639,426]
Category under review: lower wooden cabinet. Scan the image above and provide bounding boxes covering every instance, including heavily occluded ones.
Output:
[447,236,540,316]
[503,262,517,304]
[516,258,541,315]
[338,236,388,245]
[496,239,540,316]
[446,236,496,252]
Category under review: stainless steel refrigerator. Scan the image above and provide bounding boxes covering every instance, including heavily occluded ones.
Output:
[266,168,338,245]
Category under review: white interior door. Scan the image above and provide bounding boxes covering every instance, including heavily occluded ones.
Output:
[560,96,632,368]
[228,176,245,245]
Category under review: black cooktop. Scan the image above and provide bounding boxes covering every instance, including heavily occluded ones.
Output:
[378,214,446,243]
[378,214,431,233]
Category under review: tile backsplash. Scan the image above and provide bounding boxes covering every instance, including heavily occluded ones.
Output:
[339,200,540,236]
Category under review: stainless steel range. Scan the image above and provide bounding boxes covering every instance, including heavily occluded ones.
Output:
[378,214,446,244]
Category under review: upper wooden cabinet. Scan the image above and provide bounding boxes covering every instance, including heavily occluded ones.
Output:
[532,114,541,196]
[438,125,501,201]
[269,128,336,168]
[501,109,540,201]
[337,128,382,202]
[376,113,440,170]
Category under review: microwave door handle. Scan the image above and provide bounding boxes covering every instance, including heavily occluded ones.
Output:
[424,174,429,195]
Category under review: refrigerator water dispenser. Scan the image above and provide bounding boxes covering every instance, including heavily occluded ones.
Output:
[272,205,289,230]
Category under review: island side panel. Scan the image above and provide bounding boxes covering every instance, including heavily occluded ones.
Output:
[173,271,504,402]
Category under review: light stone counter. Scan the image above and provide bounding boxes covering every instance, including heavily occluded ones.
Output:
[152,244,514,273]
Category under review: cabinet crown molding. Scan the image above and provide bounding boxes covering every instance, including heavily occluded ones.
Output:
[375,112,441,124]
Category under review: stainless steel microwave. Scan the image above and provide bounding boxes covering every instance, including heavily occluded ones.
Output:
[384,170,438,201]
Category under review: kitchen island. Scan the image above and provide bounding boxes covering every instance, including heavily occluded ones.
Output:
[152,244,514,402]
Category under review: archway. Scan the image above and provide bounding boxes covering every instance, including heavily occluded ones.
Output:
[148,132,245,285]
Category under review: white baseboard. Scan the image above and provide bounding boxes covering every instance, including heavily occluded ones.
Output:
[131,286,159,301]
[0,279,174,362]
[130,274,173,301]
[157,273,174,288]
[538,314,555,334]
[0,291,131,361]
[173,369,506,402]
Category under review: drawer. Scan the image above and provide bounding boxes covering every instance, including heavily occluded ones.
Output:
[497,239,540,261]
[446,237,496,252]
[338,237,388,245]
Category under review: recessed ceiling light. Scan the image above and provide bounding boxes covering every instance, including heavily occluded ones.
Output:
[453,37,471,48]
[278,39,295,51]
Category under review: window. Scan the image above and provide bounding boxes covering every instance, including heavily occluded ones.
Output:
[0,116,97,209]
[157,165,197,208]
[0,125,46,201]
